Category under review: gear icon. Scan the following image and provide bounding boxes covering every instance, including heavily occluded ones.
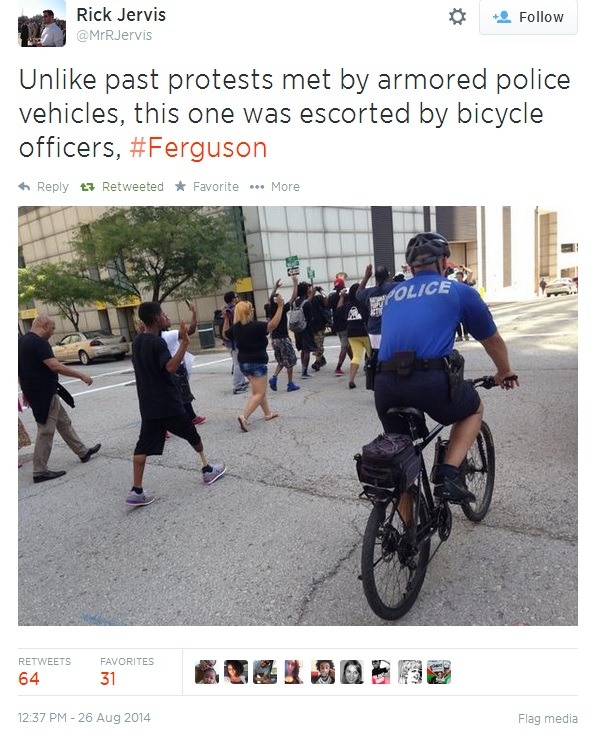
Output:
[449,8,467,25]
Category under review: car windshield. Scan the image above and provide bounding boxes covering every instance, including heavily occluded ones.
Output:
[82,331,115,339]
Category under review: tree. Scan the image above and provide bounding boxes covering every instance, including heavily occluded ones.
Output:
[18,262,116,331]
[70,207,248,304]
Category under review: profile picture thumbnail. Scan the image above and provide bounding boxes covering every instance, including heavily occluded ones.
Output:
[195,660,218,684]
[224,660,248,684]
[311,659,335,684]
[18,2,66,47]
[398,660,422,684]
[253,660,277,684]
[284,659,303,684]
[427,660,451,684]
[340,659,363,684]
[371,659,390,684]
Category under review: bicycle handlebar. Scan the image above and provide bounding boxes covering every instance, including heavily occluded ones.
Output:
[472,375,518,389]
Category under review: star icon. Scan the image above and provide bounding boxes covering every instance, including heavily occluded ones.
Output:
[175,181,186,191]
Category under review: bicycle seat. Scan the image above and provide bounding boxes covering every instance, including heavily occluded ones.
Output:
[386,406,428,438]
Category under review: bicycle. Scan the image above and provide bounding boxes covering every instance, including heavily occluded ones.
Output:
[355,376,503,621]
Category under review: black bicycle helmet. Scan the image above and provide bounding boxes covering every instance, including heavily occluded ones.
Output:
[405,232,450,267]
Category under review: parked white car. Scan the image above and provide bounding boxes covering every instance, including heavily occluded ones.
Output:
[52,331,129,365]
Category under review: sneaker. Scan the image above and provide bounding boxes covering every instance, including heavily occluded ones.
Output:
[125,490,156,507]
[203,462,226,485]
[434,476,476,504]
[319,356,327,367]
[269,376,278,391]
[455,336,463,342]
[287,382,300,392]
[301,371,312,379]
[191,416,206,425]
[311,362,320,371]
[233,384,249,394]
[334,368,345,376]
[349,381,356,389]
[464,334,470,341]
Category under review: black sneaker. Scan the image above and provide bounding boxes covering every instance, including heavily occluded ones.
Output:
[434,475,476,504]
[311,362,320,371]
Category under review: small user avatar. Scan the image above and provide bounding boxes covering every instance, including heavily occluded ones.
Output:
[27,7,66,47]
[427,660,451,685]
[195,660,218,684]
[312,660,335,684]
[371,659,390,685]
[399,660,422,685]
[224,660,248,684]
[284,659,303,684]
[253,660,276,684]
[341,660,363,684]
[496,10,512,24]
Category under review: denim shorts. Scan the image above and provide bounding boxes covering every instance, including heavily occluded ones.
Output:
[240,362,268,378]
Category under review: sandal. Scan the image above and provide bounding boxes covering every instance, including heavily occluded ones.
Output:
[264,412,279,421]
[238,415,248,432]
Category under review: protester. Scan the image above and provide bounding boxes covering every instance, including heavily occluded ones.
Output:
[344,283,371,389]
[328,277,353,375]
[290,281,317,378]
[222,291,249,395]
[127,302,226,507]
[160,301,206,425]
[267,278,300,392]
[18,315,100,483]
[224,297,285,431]
[309,285,330,371]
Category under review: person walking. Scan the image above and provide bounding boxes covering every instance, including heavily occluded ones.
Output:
[161,301,206,425]
[18,315,101,483]
[225,297,285,431]
[290,282,317,379]
[540,278,547,296]
[127,302,226,507]
[267,279,300,392]
[344,283,371,389]
[310,286,330,371]
[328,277,353,375]
[222,291,249,395]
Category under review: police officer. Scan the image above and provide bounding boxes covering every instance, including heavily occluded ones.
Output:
[375,233,518,503]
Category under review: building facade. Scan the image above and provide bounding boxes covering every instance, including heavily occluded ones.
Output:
[18,205,577,341]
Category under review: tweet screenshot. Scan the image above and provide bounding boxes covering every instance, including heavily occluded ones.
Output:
[12,0,592,732]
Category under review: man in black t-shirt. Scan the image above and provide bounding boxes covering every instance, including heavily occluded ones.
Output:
[127,302,226,507]
[18,315,100,483]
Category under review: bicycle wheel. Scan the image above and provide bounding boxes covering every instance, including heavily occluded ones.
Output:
[361,496,431,620]
[461,421,495,522]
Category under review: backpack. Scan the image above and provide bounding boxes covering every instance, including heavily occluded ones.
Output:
[288,298,307,333]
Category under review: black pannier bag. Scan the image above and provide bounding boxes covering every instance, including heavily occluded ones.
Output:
[356,433,421,501]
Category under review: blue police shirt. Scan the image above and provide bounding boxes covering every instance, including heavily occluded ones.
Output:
[379,271,497,360]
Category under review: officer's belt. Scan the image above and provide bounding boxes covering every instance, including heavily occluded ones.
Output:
[377,357,448,372]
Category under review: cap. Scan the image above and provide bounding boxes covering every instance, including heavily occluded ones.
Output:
[333,277,345,289]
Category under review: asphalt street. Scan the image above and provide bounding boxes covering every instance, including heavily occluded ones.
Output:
[18,296,578,626]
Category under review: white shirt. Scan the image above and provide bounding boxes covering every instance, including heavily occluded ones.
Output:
[162,330,194,375]
[40,22,64,47]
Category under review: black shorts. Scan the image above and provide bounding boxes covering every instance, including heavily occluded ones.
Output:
[134,415,201,456]
[374,370,481,433]
[294,328,317,352]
